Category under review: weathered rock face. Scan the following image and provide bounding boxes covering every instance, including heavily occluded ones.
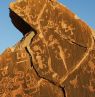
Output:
[0,45,64,97]
[10,0,93,47]
[0,0,95,97]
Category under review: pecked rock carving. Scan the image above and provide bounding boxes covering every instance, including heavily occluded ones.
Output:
[0,0,95,96]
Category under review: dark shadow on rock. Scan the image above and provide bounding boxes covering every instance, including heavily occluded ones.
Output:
[9,9,36,36]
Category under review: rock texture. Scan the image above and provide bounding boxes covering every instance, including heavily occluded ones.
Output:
[0,0,95,96]
[0,44,64,97]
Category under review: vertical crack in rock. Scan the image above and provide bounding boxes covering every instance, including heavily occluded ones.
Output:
[62,87,66,97]
[25,47,58,86]
[25,47,65,96]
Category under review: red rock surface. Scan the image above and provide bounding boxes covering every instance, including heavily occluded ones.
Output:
[0,0,95,96]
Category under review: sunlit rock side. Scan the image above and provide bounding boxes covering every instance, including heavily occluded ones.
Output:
[0,41,64,97]
[0,0,95,96]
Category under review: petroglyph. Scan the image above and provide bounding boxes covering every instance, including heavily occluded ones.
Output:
[0,0,95,96]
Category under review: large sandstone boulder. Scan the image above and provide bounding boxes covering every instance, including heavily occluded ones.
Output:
[0,0,95,96]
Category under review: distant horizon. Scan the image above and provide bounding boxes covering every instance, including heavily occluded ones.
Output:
[0,0,95,54]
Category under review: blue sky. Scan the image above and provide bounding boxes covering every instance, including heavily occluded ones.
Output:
[0,0,95,53]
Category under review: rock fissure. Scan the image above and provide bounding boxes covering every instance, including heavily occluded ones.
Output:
[25,46,66,96]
